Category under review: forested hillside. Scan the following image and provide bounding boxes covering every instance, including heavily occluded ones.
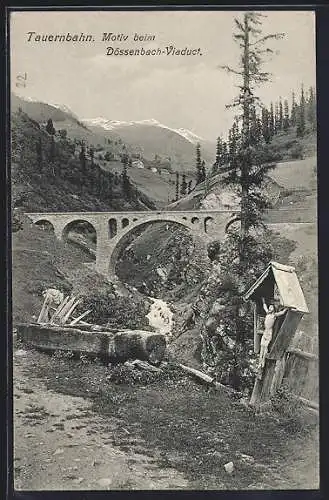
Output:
[11,110,156,212]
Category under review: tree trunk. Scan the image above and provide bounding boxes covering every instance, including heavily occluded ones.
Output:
[16,324,167,365]
[240,14,251,262]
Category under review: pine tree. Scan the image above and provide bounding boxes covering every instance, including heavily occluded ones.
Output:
[278,97,283,131]
[79,142,86,176]
[213,136,223,173]
[222,141,228,164]
[261,106,270,143]
[291,91,298,127]
[296,84,306,138]
[283,99,290,131]
[49,135,56,169]
[220,11,284,268]
[269,102,275,138]
[274,102,280,134]
[180,174,187,196]
[307,86,316,130]
[175,172,179,201]
[122,154,131,199]
[46,118,56,136]
[201,161,206,182]
[89,146,95,165]
[250,108,262,146]
[195,143,203,184]
[188,180,193,194]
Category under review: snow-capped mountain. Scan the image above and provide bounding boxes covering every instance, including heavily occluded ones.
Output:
[11,93,216,173]
[81,117,205,145]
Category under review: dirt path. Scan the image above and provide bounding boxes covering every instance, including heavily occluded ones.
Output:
[13,349,189,491]
[13,347,319,491]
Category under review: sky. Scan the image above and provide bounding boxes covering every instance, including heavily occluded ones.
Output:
[10,10,316,141]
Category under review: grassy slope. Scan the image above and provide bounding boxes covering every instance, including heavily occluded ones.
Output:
[11,111,155,212]
[12,215,113,323]
[100,160,182,207]
[86,122,215,175]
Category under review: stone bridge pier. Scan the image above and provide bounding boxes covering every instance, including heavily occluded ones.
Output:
[27,210,240,279]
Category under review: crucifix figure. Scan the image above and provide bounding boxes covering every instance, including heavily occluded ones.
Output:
[258,297,288,377]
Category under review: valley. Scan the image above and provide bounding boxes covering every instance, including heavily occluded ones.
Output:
[11,89,318,491]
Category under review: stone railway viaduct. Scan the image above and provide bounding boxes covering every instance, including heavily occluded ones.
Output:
[26,208,314,279]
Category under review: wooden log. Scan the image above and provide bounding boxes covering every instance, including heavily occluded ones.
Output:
[62,299,81,324]
[287,348,318,361]
[57,297,77,324]
[130,359,162,373]
[50,296,70,324]
[178,363,239,395]
[37,293,50,324]
[69,310,91,326]
[178,363,214,384]
[292,394,319,411]
[16,324,167,364]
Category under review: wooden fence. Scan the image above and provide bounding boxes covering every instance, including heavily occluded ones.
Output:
[282,331,319,409]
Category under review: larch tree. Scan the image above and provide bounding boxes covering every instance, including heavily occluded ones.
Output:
[195,11,285,389]
[219,11,284,273]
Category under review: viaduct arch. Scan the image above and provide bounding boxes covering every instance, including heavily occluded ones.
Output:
[26,208,312,279]
[27,210,239,279]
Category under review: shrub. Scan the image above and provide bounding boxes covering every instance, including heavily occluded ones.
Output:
[290,142,304,160]
[77,288,152,330]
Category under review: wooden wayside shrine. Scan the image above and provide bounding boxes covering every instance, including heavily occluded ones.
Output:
[243,261,309,406]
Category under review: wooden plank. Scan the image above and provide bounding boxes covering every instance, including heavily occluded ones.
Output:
[250,377,262,406]
[283,351,319,402]
[178,364,214,384]
[62,299,81,324]
[69,310,91,326]
[267,310,304,360]
[50,296,70,324]
[178,364,239,395]
[260,358,277,402]
[57,296,76,324]
[287,348,318,361]
[37,293,50,324]
[270,354,288,396]
[253,304,260,354]
[294,394,319,411]
[130,359,162,373]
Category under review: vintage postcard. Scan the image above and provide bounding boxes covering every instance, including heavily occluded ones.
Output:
[9,8,318,491]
